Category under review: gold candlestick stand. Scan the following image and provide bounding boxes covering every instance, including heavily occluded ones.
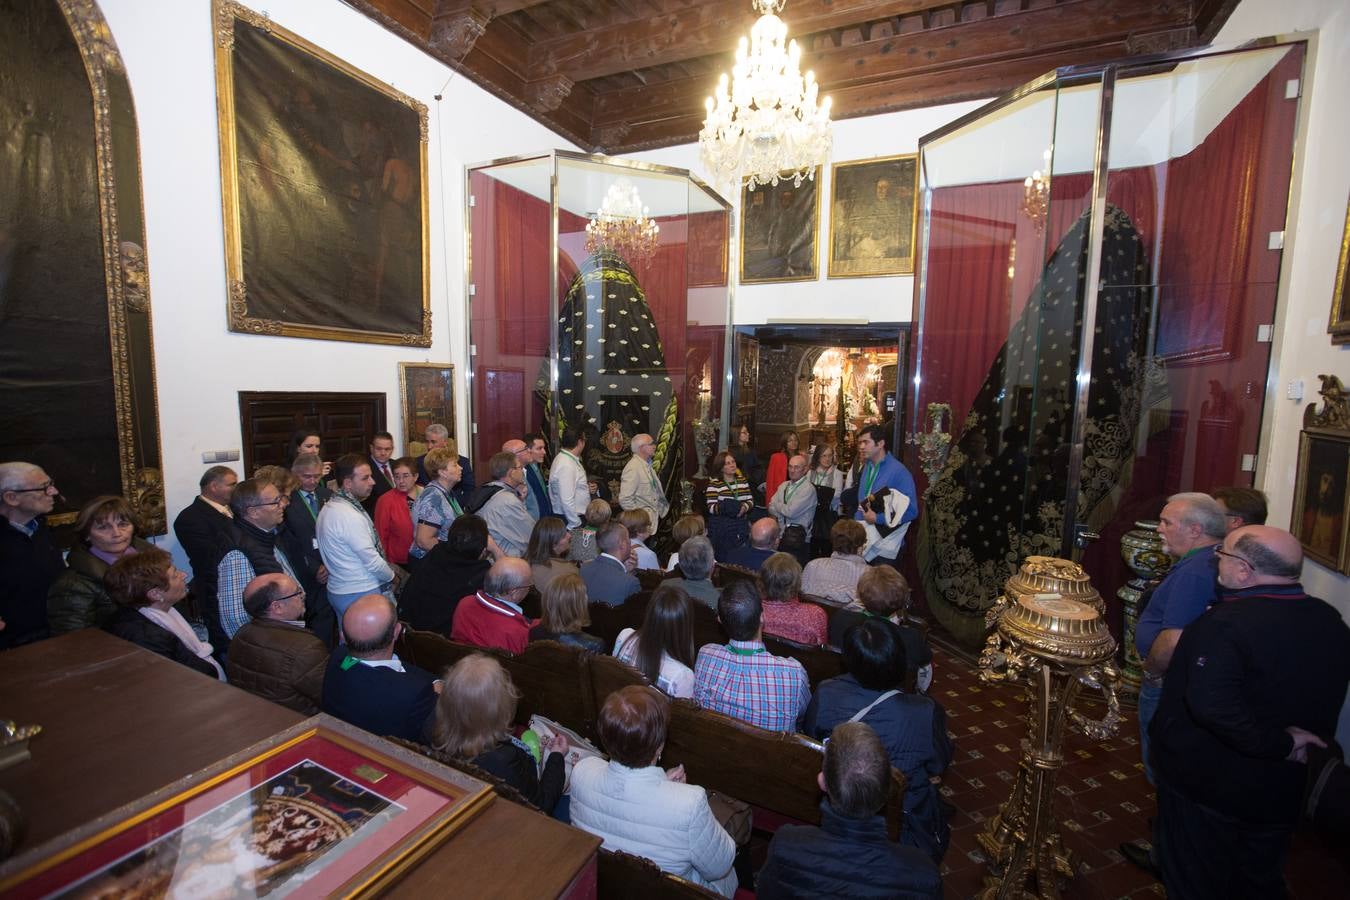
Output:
[976,557,1122,900]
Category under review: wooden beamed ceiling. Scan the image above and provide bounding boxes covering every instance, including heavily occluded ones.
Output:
[344,0,1233,154]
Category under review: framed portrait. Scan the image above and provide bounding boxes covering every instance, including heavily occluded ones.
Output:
[214,1,432,346]
[1291,428,1350,573]
[740,170,820,283]
[1330,197,1350,345]
[688,210,730,287]
[0,717,492,897]
[399,363,455,452]
[828,154,918,278]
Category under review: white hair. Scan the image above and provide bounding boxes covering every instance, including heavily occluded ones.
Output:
[0,462,43,493]
[630,434,653,454]
[425,423,449,440]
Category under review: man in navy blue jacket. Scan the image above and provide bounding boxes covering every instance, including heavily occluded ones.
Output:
[321,593,435,742]
[757,721,941,898]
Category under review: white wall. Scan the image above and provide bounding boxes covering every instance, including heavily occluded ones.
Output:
[98,0,574,570]
[629,101,984,325]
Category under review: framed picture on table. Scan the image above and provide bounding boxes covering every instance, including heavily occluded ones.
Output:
[0,717,493,898]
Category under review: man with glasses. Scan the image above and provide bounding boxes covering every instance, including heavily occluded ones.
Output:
[450,557,535,653]
[1151,525,1350,898]
[1120,491,1225,877]
[619,433,669,534]
[0,462,65,649]
[225,573,328,713]
[217,478,300,646]
[475,451,535,558]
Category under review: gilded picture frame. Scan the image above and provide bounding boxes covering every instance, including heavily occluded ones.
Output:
[398,363,456,452]
[740,170,821,284]
[828,154,918,278]
[1329,196,1350,345]
[0,716,493,897]
[213,1,432,346]
[1291,374,1350,574]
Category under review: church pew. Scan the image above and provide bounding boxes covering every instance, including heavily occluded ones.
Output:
[587,592,651,648]
[636,568,668,592]
[712,562,758,588]
[598,849,723,900]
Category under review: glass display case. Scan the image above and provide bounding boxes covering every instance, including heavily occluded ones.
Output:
[466,153,733,527]
[909,41,1306,646]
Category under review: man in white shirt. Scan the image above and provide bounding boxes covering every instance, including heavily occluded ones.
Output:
[478,452,536,558]
[619,433,669,532]
[548,424,590,529]
[769,454,817,540]
[317,454,396,619]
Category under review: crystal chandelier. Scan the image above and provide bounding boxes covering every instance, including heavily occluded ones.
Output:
[585,178,660,262]
[1021,147,1053,230]
[699,0,832,191]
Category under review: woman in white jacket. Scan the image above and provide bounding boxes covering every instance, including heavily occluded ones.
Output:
[568,686,738,897]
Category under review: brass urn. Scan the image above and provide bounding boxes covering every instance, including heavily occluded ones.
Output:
[977,557,1121,900]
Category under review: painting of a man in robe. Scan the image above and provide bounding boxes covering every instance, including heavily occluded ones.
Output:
[216,3,429,345]
[1294,434,1348,570]
[829,155,917,278]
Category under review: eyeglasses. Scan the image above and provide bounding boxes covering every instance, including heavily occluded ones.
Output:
[8,480,55,494]
[1214,548,1251,567]
[273,588,306,604]
[250,498,285,508]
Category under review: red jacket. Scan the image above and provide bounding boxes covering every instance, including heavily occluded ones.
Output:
[451,591,534,654]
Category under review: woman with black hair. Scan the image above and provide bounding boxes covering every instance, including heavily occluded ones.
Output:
[614,584,696,698]
[803,617,954,862]
[398,514,492,634]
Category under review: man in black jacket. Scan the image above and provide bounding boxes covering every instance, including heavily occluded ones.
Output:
[282,453,334,644]
[172,465,238,647]
[1151,525,1350,899]
[0,462,65,649]
[322,593,436,742]
[757,721,941,898]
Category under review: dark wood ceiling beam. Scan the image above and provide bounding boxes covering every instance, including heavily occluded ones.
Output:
[528,0,965,83]
[432,0,553,20]
[593,0,1188,124]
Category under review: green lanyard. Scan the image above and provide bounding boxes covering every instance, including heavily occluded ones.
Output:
[861,462,879,497]
[783,476,807,503]
[726,644,766,656]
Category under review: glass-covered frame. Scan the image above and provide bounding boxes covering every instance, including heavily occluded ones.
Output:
[910,39,1306,647]
[464,151,734,525]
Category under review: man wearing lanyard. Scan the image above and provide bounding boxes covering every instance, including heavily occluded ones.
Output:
[522,432,554,519]
[852,424,919,568]
[768,454,817,546]
[619,433,669,533]
[693,580,809,733]
[549,424,591,529]
[1150,525,1350,898]
[284,453,333,643]
[317,454,397,619]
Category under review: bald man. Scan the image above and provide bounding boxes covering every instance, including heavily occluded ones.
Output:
[1150,525,1350,899]
[225,573,328,714]
[321,594,436,741]
[726,516,781,571]
[768,453,817,544]
[619,433,669,532]
[450,557,536,653]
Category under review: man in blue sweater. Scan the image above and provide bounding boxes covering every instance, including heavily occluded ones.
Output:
[853,424,918,569]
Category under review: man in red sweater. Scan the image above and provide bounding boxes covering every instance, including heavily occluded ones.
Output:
[450,557,535,654]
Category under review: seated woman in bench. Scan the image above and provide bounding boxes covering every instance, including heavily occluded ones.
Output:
[614,584,697,699]
[530,573,605,652]
[429,653,569,817]
[570,686,739,897]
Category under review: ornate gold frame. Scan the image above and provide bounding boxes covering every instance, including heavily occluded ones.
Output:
[739,168,821,285]
[398,362,456,452]
[827,153,919,279]
[212,0,432,347]
[1330,196,1350,345]
[41,0,165,532]
[1291,375,1350,574]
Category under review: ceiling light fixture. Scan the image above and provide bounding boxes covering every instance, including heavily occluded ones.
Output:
[585,178,660,262]
[698,0,832,192]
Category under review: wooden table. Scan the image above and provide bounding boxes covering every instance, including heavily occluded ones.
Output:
[0,630,598,897]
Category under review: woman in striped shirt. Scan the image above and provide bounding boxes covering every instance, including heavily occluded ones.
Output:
[705,450,752,560]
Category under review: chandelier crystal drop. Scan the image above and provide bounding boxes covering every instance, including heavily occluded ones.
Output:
[585,178,661,262]
[698,0,832,192]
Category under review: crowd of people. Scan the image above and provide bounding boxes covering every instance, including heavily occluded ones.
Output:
[1,420,1346,897]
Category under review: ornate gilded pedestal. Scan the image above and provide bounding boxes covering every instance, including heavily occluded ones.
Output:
[1117,521,1170,702]
[977,557,1121,900]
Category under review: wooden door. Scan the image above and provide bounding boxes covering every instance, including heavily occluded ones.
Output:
[238,391,387,474]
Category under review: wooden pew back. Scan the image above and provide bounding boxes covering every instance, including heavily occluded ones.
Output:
[597,849,723,900]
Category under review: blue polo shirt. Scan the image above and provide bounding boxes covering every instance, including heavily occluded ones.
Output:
[1133,544,1219,657]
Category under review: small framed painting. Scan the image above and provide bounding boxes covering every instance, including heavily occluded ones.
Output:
[399,363,455,452]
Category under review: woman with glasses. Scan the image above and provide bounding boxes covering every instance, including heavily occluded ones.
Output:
[374,456,419,566]
[47,495,154,635]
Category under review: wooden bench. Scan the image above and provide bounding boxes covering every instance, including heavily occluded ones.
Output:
[587,593,651,648]
[712,562,758,588]
[636,568,669,591]
[598,849,723,900]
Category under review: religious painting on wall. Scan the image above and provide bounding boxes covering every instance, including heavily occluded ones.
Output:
[740,170,820,283]
[0,720,493,897]
[1330,197,1350,345]
[399,363,455,453]
[1291,375,1350,573]
[213,1,431,346]
[687,210,729,287]
[828,154,918,278]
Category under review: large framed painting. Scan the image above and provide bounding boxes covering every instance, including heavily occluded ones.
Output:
[1291,375,1350,574]
[0,717,492,898]
[828,154,918,278]
[1330,197,1350,345]
[740,170,820,284]
[214,1,432,346]
[399,363,455,452]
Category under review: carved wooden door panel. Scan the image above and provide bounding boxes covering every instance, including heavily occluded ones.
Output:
[238,391,386,474]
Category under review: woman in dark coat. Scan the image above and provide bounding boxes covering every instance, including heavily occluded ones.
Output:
[803,618,953,862]
[429,654,568,815]
[399,514,492,634]
[103,548,225,680]
[47,495,154,634]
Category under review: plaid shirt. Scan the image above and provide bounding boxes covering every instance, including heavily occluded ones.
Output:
[216,546,297,639]
[694,639,810,733]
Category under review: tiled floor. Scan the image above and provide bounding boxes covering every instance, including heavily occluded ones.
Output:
[928,644,1348,899]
